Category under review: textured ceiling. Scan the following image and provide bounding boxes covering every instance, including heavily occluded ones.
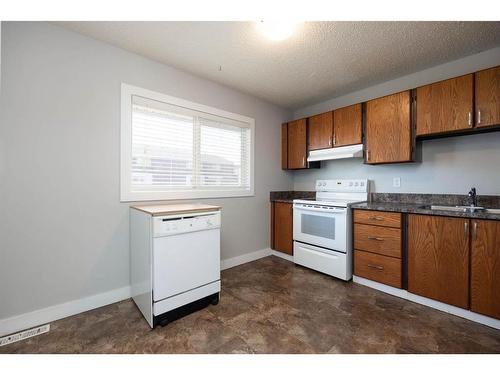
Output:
[54,21,500,109]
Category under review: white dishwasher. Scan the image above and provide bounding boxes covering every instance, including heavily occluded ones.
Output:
[130,204,221,328]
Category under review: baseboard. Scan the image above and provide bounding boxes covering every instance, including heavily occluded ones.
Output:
[353,276,500,330]
[0,286,131,337]
[1,247,274,338]
[269,250,294,263]
[220,247,272,270]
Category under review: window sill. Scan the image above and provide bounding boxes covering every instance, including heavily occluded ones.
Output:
[120,189,255,202]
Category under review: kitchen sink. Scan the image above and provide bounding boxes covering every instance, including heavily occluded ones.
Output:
[418,205,500,214]
[431,205,485,212]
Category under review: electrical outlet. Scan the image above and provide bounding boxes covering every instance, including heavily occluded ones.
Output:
[0,324,50,346]
[393,177,401,188]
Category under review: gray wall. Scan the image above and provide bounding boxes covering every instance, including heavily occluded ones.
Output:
[292,47,500,194]
[0,22,292,319]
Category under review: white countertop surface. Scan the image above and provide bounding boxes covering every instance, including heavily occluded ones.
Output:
[131,203,221,216]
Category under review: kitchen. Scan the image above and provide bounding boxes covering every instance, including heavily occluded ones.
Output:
[1,5,500,371]
[271,64,500,329]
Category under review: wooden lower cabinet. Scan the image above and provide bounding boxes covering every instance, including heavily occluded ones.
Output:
[353,209,401,228]
[354,223,401,258]
[352,210,500,319]
[471,219,500,319]
[270,202,293,255]
[407,214,470,309]
[354,250,402,288]
[353,209,403,288]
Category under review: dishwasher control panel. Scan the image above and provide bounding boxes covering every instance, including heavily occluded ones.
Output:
[153,212,221,237]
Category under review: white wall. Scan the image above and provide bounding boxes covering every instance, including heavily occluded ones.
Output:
[292,47,500,195]
[0,22,292,320]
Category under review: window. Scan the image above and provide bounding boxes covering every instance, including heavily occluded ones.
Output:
[121,84,254,201]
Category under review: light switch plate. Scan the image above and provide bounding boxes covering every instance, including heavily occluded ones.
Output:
[393,177,401,188]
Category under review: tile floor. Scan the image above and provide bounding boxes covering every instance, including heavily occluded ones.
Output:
[1,256,500,353]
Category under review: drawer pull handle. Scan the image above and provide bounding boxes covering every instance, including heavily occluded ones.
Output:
[367,264,384,270]
[368,216,384,221]
[367,236,384,241]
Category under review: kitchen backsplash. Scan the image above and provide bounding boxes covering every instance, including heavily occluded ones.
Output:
[293,131,500,195]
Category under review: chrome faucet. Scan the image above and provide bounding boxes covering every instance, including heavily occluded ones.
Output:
[468,187,478,207]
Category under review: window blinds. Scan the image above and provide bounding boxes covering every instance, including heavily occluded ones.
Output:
[131,95,252,192]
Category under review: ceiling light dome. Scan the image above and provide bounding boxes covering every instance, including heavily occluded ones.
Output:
[256,21,302,41]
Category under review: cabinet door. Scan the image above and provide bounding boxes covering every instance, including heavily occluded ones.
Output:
[471,219,500,319]
[475,66,500,128]
[333,103,362,147]
[281,123,288,169]
[408,214,470,309]
[308,112,333,150]
[416,74,473,136]
[287,119,307,169]
[273,202,293,255]
[365,91,412,164]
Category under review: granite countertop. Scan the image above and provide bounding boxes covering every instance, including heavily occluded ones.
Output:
[270,191,315,203]
[351,193,500,221]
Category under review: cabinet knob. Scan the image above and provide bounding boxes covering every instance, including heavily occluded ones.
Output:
[477,110,481,125]
[468,112,472,127]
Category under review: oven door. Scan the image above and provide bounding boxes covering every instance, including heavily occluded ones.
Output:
[293,204,347,252]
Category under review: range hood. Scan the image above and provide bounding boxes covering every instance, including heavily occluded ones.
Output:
[307,144,364,162]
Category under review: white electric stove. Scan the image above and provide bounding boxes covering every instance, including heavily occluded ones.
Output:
[293,179,369,280]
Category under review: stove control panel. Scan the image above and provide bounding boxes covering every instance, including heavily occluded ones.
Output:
[315,179,368,192]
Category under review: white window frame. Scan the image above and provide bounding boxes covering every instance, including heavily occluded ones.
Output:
[121,83,255,202]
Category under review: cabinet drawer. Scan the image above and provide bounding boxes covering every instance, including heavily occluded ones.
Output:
[354,223,402,258]
[354,250,402,288]
[354,210,401,228]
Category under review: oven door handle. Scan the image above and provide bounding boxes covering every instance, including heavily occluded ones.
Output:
[293,205,346,214]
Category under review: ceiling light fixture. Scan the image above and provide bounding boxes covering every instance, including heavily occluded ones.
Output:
[256,20,302,42]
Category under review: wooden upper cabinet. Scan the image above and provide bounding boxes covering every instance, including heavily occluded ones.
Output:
[471,219,500,319]
[308,112,333,150]
[272,202,293,255]
[333,103,362,147]
[287,119,307,169]
[416,74,474,136]
[281,123,288,169]
[475,66,500,128]
[365,91,412,164]
[408,214,470,309]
